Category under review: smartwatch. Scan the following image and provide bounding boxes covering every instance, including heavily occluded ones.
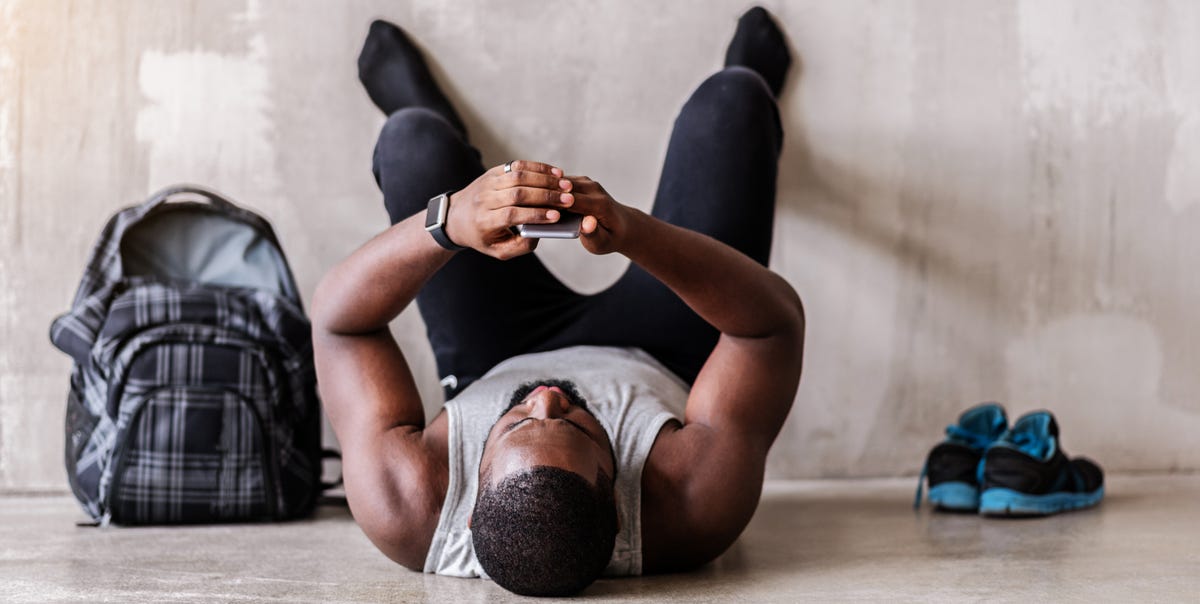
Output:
[424,190,466,251]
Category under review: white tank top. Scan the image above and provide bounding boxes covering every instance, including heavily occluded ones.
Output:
[422,345,688,578]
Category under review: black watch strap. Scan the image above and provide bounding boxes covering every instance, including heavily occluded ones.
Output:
[424,191,466,251]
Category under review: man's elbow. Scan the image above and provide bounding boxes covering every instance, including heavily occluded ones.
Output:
[776,290,806,379]
[309,271,342,334]
[789,290,805,335]
[778,287,806,348]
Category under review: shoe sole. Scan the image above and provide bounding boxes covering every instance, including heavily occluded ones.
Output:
[928,481,979,512]
[978,486,1104,517]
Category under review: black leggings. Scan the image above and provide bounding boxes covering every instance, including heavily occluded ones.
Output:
[373,66,782,397]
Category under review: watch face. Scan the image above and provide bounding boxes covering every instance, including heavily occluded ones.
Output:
[425,199,439,229]
[425,194,446,230]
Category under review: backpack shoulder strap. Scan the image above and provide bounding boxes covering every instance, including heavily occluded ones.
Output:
[49,195,160,364]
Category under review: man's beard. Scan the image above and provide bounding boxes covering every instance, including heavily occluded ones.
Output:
[500,379,589,420]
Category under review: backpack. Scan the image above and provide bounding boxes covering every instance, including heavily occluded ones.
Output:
[50,185,326,525]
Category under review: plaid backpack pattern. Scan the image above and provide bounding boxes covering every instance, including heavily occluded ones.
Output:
[51,185,323,524]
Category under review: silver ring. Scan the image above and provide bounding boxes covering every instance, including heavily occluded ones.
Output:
[503,161,515,174]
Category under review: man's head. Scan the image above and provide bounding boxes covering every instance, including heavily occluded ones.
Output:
[471,380,619,596]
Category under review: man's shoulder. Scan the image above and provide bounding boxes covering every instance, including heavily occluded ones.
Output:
[352,411,451,571]
[640,421,765,572]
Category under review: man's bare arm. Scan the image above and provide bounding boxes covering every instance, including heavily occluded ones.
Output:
[312,212,454,569]
[567,176,805,570]
[312,161,569,568]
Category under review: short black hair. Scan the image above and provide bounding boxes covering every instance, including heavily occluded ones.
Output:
[472,465,618,597]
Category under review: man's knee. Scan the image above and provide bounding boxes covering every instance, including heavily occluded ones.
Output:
[680,66,780,139]
[378,107,465,151]
[373,106,474,187]
[694,66,775,114]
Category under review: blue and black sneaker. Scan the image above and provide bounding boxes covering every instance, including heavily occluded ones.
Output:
[979,410,1104,516]
[914,403,1008,511]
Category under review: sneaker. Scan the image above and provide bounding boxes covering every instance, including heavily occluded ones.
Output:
[979,410,1104,516]
[914,403,1008,511]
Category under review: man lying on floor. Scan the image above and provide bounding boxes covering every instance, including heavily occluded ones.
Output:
[312,7,804,597]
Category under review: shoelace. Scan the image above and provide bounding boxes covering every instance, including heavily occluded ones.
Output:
[913,465,929,509]
[912,423,998,509]
[1007,429,1054,461]
[945,424,996,450]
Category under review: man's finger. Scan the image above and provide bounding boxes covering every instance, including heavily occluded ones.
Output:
[495,236,538,260]
[497,170,570,192]
[565,176,597,192]
[580,215,600,235]
[489,206,561,230]
[502,160,563,178]
[486,187,572,209]
[560,191,607,216]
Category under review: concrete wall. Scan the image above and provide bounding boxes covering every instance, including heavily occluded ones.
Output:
[2,0,1198,491]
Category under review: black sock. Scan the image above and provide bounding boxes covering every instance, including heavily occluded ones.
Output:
[724,7,791,97]
[357,19,468,136]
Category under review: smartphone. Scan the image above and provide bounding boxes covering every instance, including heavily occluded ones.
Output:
[516,212,583,239]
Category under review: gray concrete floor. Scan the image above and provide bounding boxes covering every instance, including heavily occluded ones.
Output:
[2,475,1197,602]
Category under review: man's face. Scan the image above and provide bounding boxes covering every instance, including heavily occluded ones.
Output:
[479,381,616,488]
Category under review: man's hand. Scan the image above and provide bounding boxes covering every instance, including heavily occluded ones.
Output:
[564,176,638,256]
[446,160,572,260]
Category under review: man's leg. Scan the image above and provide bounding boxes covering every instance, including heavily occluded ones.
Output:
[536,10,788,384]
[364,21,584,396]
